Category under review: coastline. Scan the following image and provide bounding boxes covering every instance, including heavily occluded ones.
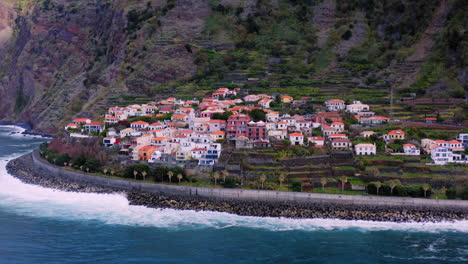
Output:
[0,122,53,138]
[6,152,468,222]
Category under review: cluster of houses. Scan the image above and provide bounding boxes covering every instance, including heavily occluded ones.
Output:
[64,88,468,167]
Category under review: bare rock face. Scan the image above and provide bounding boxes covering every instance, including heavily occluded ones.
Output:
[0,0,208,133]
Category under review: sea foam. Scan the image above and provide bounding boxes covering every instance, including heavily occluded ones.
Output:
[0,126,467,233]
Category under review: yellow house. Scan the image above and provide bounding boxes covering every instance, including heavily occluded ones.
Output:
[281,95,293,103]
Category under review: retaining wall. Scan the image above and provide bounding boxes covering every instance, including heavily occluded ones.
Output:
[32,151,468,209]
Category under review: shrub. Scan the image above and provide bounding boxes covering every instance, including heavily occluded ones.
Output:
[223,177,240,188]
[291,178,303,192]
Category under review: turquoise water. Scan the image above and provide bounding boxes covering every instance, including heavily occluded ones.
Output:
[0,125,467,264]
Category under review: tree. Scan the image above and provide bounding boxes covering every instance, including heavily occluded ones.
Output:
[213,172,220,186]
[339,176,348,192]
[387,180,399,195]
[142,171,147,181]
[440,186,447,197]
[422,183,430,198]
[133,170,138,180]
[365,167,380,177]
[278,173,286,189]
[374,181,382,195]
[248,109,266,122]
[222,169,229,183]
[167,171,174,183]
[259,174,267,189]
[103,168,108,175]
[177,174,183,184]
[320,177,328,190]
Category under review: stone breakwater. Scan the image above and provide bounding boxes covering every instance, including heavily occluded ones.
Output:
[6,153,468,222]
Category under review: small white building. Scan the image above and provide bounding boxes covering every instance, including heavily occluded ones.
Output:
[308,136,325,147]
[130,121,149,130]
[289,132,304,145]
[403,144,420,156]
[346,100,369,114]
[325,99,345,112]
[355,143,376,155]
[431,146,453,165]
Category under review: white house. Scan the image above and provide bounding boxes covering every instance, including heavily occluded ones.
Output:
[325,99,345,112]
[258,99,273,108]
[331,138,352,149]
[346,101,369,114]
[308,136,324,147]
[431,146,453,165]
[289,132,304,145]
[355,143,376,155]
[130,121,149,130]
[330,121,345,132]
[120,128,142,138]
[403,144,420,156]
[457,133,468,148]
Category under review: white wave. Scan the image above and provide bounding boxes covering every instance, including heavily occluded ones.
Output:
[0,158,467,232]
[0,125,26,137]
[0,127,467,232]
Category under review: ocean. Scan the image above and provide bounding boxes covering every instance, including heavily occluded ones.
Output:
[0,125,467,264]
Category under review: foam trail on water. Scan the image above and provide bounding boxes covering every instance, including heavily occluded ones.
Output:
[0,125,467,232]
[1,159,467,232]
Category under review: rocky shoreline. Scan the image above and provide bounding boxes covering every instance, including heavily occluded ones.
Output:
[6,153,468,222]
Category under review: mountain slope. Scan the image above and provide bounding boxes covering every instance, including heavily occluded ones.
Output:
[0,0,466,132]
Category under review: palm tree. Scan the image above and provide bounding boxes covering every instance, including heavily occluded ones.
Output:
[142,171,147,181]
[339,176,348,192]
[387,180,397,195]
[167,171,174,183]
[64,162,68,167]
[422,183,430,198]
[110,170,115,176]
[213,172,220,186]
[133,170,138,180]
[259,174,267,189]
[440,186,447,196]
[222,169,229,183]
[320,177,328,190]
[103,168,108,175]
[374,181,382,195]
[86,167,90,173]
[278,173,285,189]
[177,174,183,184]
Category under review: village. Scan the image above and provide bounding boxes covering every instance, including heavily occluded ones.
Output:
[64,87,468,170]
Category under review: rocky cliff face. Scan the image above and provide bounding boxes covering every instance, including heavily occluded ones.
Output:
[0,0,465,132]
[0,0,207,132]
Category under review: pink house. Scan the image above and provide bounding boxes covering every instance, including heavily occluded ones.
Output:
[227,114,251,139]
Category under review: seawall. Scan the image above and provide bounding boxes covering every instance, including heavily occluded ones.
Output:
[29,150,468,210]
[5,151,468,222]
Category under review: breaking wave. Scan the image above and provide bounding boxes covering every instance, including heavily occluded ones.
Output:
[0,125,467,232]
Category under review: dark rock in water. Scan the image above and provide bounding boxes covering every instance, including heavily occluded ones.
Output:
[5,153,468,223]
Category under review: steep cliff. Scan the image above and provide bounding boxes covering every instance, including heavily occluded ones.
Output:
[0,0,466,132]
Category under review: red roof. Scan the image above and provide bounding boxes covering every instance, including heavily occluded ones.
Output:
[131,121,149,125]
[73,118,90,123]
[327,99,345,103]
[328,134,347,138]
[289,133,303,137]
[86,122,101,126]
[331,121,344,125]
[388,129,405,135]
[192,148,207,152]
